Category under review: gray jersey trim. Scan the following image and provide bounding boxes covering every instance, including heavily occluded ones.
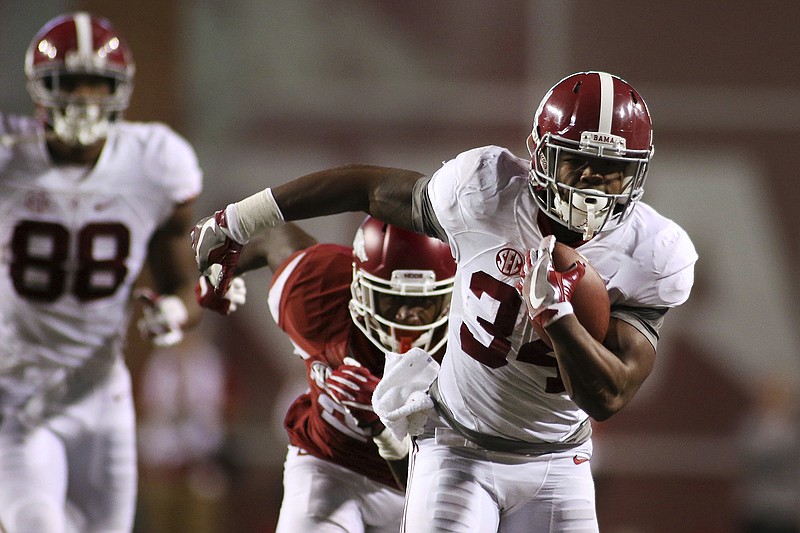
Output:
[410,176,448,242]
[610,305,668,350]
[428,379,592,455]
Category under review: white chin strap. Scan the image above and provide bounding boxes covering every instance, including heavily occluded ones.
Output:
[554,188,610,240]
[52,104,110,146]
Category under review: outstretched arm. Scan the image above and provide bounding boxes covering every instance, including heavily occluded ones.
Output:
[225,165,423,247]
[192,164,423,294]
[272,164,423,230]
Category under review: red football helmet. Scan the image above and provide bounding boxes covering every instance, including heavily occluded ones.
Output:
[527,71,653,239]
[24,12,135,146]
[349,216,455,356]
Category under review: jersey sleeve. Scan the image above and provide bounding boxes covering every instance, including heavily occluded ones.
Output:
[612,221,697,308]
[426,145,531,237]
[141,123,203,205]
[0,113,42,172]
[0,113,15,171]
[649,224,697,306]
[268,243,354,356]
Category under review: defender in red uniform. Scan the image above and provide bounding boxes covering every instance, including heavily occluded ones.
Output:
[216,217,455,532]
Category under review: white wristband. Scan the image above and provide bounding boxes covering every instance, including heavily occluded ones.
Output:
[540,301,574,327]
[228,188,285,243]
[373,431,410,461]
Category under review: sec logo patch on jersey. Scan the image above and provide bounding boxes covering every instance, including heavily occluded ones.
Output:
[496,247,524,276]
[24,190,52,213]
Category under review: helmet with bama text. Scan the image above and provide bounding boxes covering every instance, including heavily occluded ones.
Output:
[527,71,653,239]
[25,12,135,146]
[350,216,455,356]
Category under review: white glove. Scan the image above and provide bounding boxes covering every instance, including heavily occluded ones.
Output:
[190,209,244,297]
[372,347,440,441]
[136,289,189,347]
[519,235,583,327]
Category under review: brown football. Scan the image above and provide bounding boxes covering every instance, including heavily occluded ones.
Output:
[531,242,610,348]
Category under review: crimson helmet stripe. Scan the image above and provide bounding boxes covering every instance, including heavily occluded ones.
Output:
[597,71,614,134]
[74,12,93,58]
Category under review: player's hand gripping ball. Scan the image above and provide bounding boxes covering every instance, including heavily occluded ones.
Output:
[519,236,610,348]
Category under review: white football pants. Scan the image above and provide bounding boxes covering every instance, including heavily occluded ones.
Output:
[403,430,598,533]
[276,445,404,533]
[0,359,137,533]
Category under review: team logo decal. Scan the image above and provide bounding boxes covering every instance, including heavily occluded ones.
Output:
[352,227,368,262]
[496,247,524,276]
[538,151,548,174]
[24,190,52,213]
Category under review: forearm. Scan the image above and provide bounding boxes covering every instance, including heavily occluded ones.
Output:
[546,316,643,420]
[148,204,205,327]
[274,165,380,220]
[148,246,204,328]
[228,165,422,242]
[171,278,204,328]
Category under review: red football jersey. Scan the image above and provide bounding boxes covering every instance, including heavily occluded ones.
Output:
[269,243,397,488]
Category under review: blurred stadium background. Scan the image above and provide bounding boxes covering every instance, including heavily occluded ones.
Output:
[2,1,799,531]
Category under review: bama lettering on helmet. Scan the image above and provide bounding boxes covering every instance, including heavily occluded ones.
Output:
[580,131,627,152]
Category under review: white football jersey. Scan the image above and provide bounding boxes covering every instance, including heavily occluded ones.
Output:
[426,145,696,444]
[0,114,202,407]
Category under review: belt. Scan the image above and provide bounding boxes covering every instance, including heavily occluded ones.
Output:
[428,379,591,456]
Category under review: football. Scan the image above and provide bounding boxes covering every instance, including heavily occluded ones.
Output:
[531,242,610,348]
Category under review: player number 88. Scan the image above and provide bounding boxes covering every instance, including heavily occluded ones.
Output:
[10,220,130,302]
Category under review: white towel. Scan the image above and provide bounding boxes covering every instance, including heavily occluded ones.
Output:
[372,348,440,441]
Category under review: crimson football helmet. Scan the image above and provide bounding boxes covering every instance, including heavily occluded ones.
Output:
[527,71,653,240]
[24,12,135,146]
[350,216,455,356]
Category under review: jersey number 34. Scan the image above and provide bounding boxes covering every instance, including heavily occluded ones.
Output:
[460,271,565,393]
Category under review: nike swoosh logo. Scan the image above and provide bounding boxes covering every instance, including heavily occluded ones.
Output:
[530,260,551,308]
[531,283,547,308]
[195,223,217,265]
[573,455,590,465]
